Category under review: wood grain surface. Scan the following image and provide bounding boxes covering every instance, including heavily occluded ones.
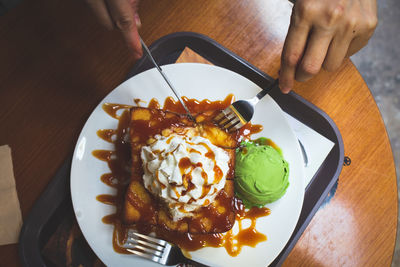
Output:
[0,0,396,266]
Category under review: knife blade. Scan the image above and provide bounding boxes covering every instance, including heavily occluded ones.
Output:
[140,38,196,123]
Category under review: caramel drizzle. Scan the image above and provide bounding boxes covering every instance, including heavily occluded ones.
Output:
[199,142,224,184]
[94,95,268,256]
[102,103,133,119]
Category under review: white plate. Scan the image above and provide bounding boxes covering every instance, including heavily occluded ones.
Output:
[71,63,305,267]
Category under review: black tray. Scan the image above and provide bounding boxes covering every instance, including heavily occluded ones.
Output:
[19,32,344,267]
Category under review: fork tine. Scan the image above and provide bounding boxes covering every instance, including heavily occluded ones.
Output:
[214,107,232,123]
[125,232,174,265]
[228,121,244,132]
[126,248,161,260]
[217,110,237,127]
[126,243,164,257]
[219,116,236,128]
[129,231,168,246]
[126,238,165,252]
[214,105,248,133]
[222,117,240,129]
[226,119,242,131]
[214,110,226,122]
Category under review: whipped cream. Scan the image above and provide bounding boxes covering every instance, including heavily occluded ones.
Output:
[141,133,230,221]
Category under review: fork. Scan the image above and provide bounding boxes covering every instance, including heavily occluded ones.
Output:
[214,79,279,132]
[123,230,206,266]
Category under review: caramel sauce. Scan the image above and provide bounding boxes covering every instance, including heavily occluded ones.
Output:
[148,98,161,109]
[94,94,269,257]
[102,103,133,119]
[183,180,196,196]
[134,98,145,106]
[200,141,225,183]
[201,185,211,198]
[166,135,175,144]
[263,138,281,153]
[172,186,181,198]
[97,129,116,143]
[235,123,263,142]
[205,151,215,159]
[223,198,270,256]
[102,213,117,224]
[156,198,269,255]
[213,165,223,183]
[178,157,193,170]
[190,148,201,154]
[92,150,113,162]
[178,158,204,196]
[96,194,118,205]
[163,95,235,114]
[100,173,118,188]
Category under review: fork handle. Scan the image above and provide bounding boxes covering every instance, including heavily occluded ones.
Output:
[256,79,280,100]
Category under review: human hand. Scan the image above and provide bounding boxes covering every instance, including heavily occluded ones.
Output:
[279,0,377,93]
[85,0,142,59]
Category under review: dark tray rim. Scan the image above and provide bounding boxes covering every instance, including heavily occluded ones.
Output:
[19,32,344,267]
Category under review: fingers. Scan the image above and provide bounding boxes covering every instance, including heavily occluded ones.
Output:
[128,23,142,59]
[279,0,377,93]
[345,37,367,57]
[86,0,114,29]
[322,33,351,71]
[106,0,142,58]
[345,14,377,57]
[280,19,311,93]
[295,28,333,82]
[85,0,142,58]
[129,0,142,27]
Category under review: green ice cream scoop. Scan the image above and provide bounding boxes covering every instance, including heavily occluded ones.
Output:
[235,139,289,208]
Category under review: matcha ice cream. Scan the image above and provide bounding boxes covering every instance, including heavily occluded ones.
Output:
[235,138,289,208]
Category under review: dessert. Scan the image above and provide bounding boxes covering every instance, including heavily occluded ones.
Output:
[235,138,289,207]
[123,107,237,234]
[141,133,230,221]
[94,96,274,256]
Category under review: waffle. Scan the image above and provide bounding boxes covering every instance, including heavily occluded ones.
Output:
[123,107,237,234]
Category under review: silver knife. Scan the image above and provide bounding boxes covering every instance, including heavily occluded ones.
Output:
[140,38,196,122]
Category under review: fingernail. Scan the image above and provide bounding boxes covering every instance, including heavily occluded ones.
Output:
[280,86,291,94]
[134,14,141,28]
[134,50,143,59]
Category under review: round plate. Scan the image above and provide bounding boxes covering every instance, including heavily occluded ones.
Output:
[71,63,305,267]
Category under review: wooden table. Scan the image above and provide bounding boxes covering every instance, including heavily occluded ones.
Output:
[0,0,397,266]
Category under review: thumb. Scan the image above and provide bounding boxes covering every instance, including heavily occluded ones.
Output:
[134,13,141,28]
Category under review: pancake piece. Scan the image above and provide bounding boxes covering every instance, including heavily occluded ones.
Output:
[123,107,237,234]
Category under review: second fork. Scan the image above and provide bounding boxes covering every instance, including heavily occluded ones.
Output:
[214,79,280,132]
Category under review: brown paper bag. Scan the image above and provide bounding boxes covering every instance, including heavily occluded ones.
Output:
[0,145,23,245]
